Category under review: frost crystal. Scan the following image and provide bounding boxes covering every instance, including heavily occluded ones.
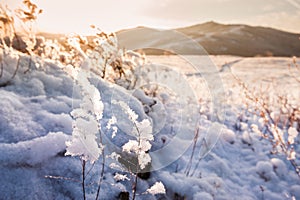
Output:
[288,149,296,160]
[106,116,117,129]
[112,126,118,138]
[65,119,102,163]
[288,127,298,145]
[122,139,152,169]
[65,70,104,164]
[109,163,123,170]
[122,140,139,153]
[114,173,130,181]
[106,116,118,138]
[65,132,101,163]
[113,100,138,122]
[92,88,104,121]
[107,152,120,160]
[146,182,166,195]
[136,119,153,141]
[138,151,151,170]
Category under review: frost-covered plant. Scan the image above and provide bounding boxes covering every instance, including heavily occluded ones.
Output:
[14,0,42,72]
[112,100,153,170]
[65,28,146,89]
[65,69,105,200]
[0,4,15,49]
[234,74,300,178]
[64,56,165,199]
[34,37,67,65]
[113,100,153,199]
[0,0,42,86]
[1,1,145,89]
[0,3,20,86]
[65,71,104,162]
[288,56,300,83]
[63,71,165,199]
[109,100,165,200]
[1,2,163,197]
[0,0,42,53]
[15,0,42,50]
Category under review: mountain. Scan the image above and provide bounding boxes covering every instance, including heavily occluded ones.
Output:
[116,21,300,57]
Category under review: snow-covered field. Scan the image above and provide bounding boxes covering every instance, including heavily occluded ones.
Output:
[1,53,300,200]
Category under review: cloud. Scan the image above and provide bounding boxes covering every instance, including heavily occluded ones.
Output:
[142,0,286,21]
[245,10,300,33]
[284,0,300,9]
[140,0,300,32]
[2,0,299,33]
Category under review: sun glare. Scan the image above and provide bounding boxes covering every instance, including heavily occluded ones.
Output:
[2,0,300,34]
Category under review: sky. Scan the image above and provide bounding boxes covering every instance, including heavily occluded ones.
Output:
[3,0,300,34]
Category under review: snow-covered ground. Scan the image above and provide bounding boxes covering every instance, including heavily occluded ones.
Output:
[1,53,299,200]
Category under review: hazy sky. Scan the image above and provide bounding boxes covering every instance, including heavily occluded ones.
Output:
[3,0,300,34]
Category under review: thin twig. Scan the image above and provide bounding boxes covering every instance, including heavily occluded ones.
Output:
[82,160,86,200]
[85,162,96,178]
[0,54,3,79]
[190,138,208,177]
[185,127,200,176]
[95,129,105,200]
[132,173,138,200]
[44,175,81,183]
[10,55,20,81]
[132,120,141,200]
[0,55,20,87]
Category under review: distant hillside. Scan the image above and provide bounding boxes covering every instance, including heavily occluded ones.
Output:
[34,22,300,57]
[116,21,300,57]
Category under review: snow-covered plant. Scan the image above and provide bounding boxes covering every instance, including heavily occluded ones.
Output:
[0,4,19,86]
[0,0,42,54]
[288,56,300,83]
[234,74,300,178]
[110,100,166,200]
[65,71,104,162]
[63,41,149,199]
[0,0,42,86]
[35,38,63,63]
[113,100,154,171]
[65,69,104,200]
[0,4,15,49]
[65,28,146,89]
[15,0,42,71]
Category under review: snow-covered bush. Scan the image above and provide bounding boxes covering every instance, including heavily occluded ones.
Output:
[63,73,166,199]
[1,0,145,91]
[65,28,145,89]
[0,0,43,86]
[55,23,166,199]
[235,73,300,178]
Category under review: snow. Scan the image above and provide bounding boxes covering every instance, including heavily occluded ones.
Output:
[146,181,166,195]
[0,132,69,166]
[220,128,235,144]
[0,52,300,200]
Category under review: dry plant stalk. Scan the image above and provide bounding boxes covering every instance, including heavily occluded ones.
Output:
[233,73,300,178]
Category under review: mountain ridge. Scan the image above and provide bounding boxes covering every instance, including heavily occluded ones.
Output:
[116,21,300,57]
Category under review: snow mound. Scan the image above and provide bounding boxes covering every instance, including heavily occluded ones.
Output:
[0,132,69,166]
